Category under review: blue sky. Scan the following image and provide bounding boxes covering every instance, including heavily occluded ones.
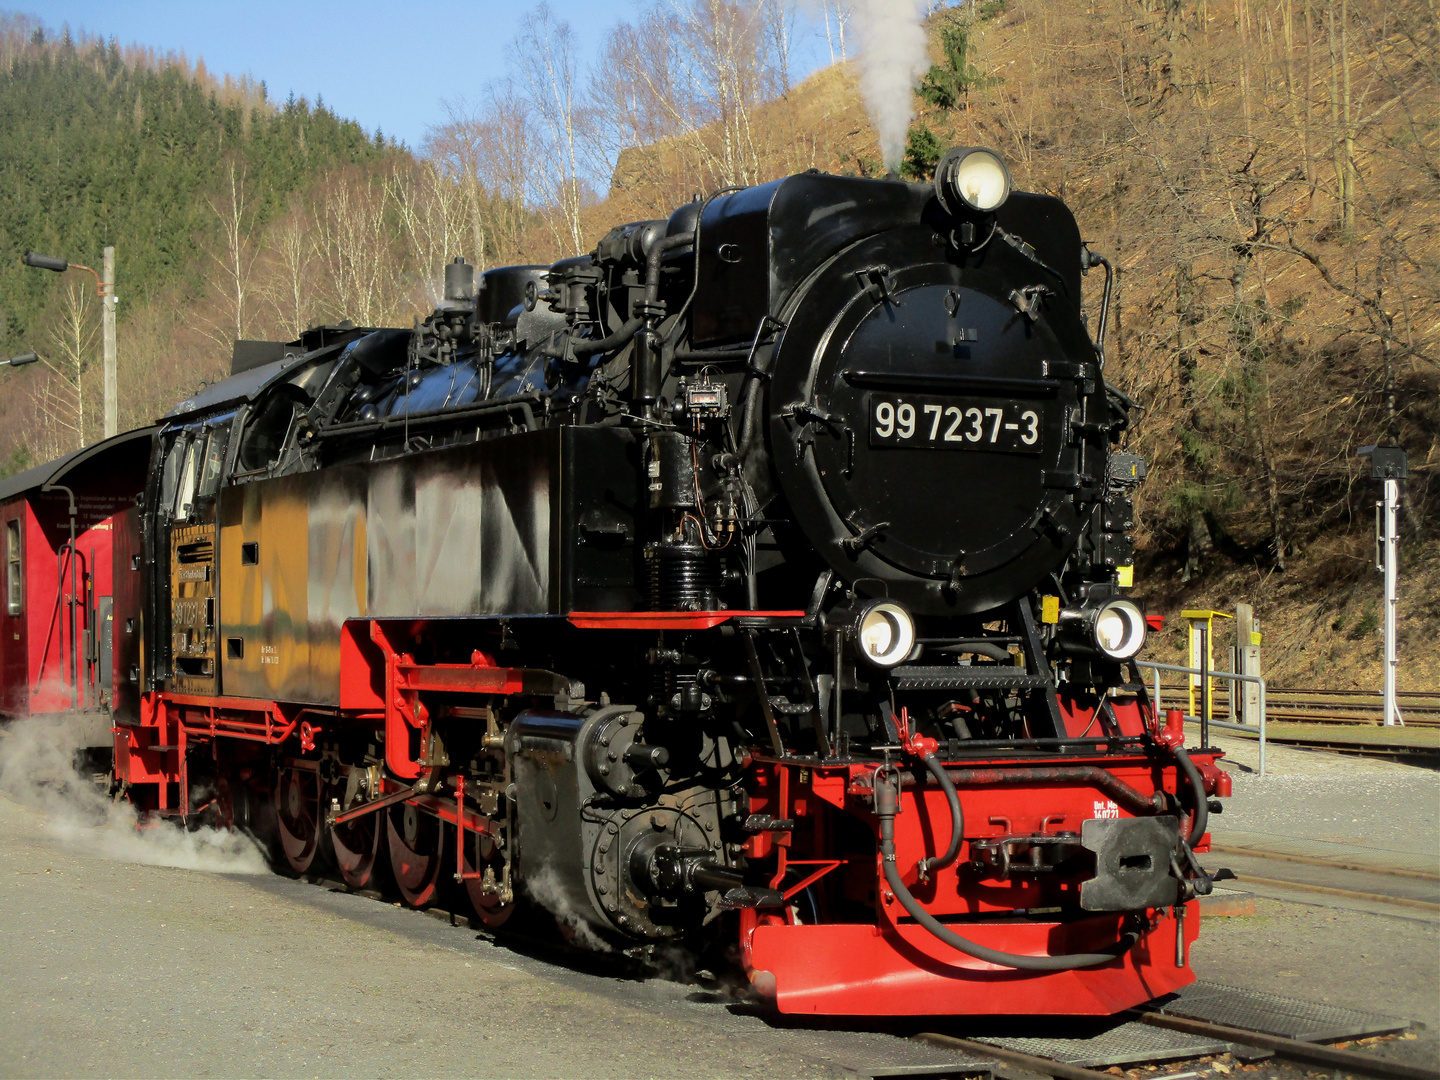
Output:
[27,1,837,151]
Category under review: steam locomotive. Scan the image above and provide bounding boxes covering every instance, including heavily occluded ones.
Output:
[3,147,1230,1016]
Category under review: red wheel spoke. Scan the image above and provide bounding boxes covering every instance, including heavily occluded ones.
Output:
[386,802,442,908]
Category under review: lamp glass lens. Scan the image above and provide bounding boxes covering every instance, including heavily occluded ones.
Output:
[857,602,915,666]
[954,151,1009,211]
[1096,609,1128,653]
[1094,601,1145,659]
[860,613,895,659]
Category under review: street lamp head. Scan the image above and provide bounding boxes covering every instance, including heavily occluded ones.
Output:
[1,352,39,368]
[22,251,68,272]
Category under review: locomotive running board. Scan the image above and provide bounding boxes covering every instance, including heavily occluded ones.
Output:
[566,610,805,630]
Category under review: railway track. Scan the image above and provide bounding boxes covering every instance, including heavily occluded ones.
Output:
[1257,734,1440,768]
[1204,825,1440,913]
[915,1002,1437,1080]
[902,841,1440,1080]
[280,821,1438,1080]
[1156,685,1440,727]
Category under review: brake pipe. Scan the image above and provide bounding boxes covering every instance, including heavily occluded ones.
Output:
[915,755,963,882]
[875,763,1140,971]
[1169,743,1208,843]
[851,765,1166,818]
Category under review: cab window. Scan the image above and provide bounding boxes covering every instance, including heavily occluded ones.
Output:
[158,433,186,517]
[198,419,232,498]
[173,434,205,520]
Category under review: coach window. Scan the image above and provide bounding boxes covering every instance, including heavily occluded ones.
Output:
[5,519,19,616]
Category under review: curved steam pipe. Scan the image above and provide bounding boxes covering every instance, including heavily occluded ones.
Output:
[542,316,645,360]
[1085,249,1114,367]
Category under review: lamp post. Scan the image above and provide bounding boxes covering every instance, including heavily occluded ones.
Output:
[0,352,41,368]
[22,247,117,439]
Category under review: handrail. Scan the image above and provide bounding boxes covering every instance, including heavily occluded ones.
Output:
[1136,659,1267,776]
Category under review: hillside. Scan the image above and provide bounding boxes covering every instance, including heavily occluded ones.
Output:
[0,3,1434,691]
[900,0,1439,689]
[593,0,1440,690]
[0,17,393,463]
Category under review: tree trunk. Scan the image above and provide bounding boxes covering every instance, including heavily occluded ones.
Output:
[1182,513,1213,582]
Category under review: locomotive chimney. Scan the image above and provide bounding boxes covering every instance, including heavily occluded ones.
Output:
[443,256,475,303]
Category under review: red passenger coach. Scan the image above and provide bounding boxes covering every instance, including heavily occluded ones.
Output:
[0,428,154,733]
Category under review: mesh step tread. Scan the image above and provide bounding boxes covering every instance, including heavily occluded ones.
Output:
[891,666,1052,691]
[1151,980,1411,1042]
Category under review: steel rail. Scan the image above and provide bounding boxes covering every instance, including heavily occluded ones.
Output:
[915,1005,1437,1080]
[1255,735,1440,767]
[1226,871,1440,912]
[1133,1012,1439,1080]
[1157,683,1440,702]
[1208,842,1440,882]
[912,1033,1114,1080]
[1153,683,1440,726]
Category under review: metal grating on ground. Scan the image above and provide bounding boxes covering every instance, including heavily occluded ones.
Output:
[976,1020,1231,1067]
[1151,981,1411,1042]
[867,1064,993,1080]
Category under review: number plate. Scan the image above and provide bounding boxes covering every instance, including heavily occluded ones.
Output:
[868,394,1043,453]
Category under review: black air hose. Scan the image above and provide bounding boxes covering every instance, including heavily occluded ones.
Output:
[1170,744,1208,844]
[875,767,1139,971]
[916,755,963,880]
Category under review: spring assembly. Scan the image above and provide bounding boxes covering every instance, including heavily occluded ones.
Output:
[650,539,718,611]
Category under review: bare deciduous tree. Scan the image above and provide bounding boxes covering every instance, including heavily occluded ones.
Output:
[821,1,852,64]
[516,4,591,254]
[262,198,318,338]
[593,0,795,194]
[388,157,476,304]
[37,283,98,454]
[313,168,396,326]
[203,159,261,348]
[422,91,536,269]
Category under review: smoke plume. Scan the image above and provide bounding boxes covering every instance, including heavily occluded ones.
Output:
[523,863,614,953]
[852,0,932,173]
[0,714,270,874]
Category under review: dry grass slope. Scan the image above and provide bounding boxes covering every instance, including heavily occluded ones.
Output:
[590,0,1440,690]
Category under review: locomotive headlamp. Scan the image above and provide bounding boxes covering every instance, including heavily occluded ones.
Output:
[1094,600,1147,658]
[853,599,916,668]
[935,147,1012,215]
[1058,597,1147,661]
